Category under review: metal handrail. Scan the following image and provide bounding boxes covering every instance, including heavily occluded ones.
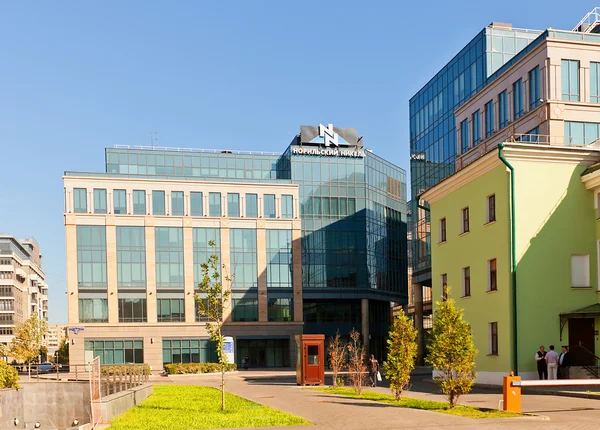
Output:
[573,7,600,32]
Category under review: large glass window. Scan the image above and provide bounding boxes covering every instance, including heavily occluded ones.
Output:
[564,121,600,146]
[498,90,508,129]
[264,194,276,218]
[246,194,258,218]
[266,230,292,288]
[155,227,184,288]
[157,297,185,322]
[93,189,107,214]
[562,59,580,101]
[133,190,146,215]
[227,193,240,217]
[77,226,107,288]
[472,111,480,146]
[460,119,469,154]
[209,192,221,217]
[236,338,290,367]
[118,296,147,322]
[78,297,108,323]
[529,66,540,109]
[268,298,293,322]
[152,190,166,215]
[190,192,203,216]
[230,229,257,289]
[232,298,258,322]
[485,100,494,138]
[84,339,143,365]
[116,226,146,288]
[193,228,220,287]
[592,62,600,103]
[162,338,217,364]
[114,189,126,214]
[74,188,87,213]
[513,79,523,119]
[281,195,293,219]
[171,191,184,216]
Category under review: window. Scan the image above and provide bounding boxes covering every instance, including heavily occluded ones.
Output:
[591,62,600,103]
[564,121,600,146]
[77,226,107,288]
[190,192,203,216]
[94,189,107,214]
[193,228,220,287]
[489,322,498,355]
[489,259,497,291]
[171,191,184,216]
[74,188,87,213]
[157,297,185,322]
[571,255,590,288]
[513,79,524,119]
[114,189,126,214]
[78,297,108,323]
[281,195,293,219]
[118,297,147,322]
[486,194,496,223]
[441,273,448,301]
[195,298,222,322]
[232,298,258,322]
[485,100,494,138]
[266,230,292,288]
[209,192,221,217]
[562,60,580,101]
[152,190,165,215]
[462,267,471,297]
[529,66,540,109]
[461,207,469,233]
[84,339,143,365]
[227,193,240,217]
[246,194,258,218]
[498,90,508,129]
[264,194,276,218]
[155,227,184,288]
[472,111,480,146]
[439,218,446,243]
[230,229,257,289]
[162,338,217,364]
[133,190,146,215]
[460,119,469,154]
[116,226,146,288]
[268,298,293,321]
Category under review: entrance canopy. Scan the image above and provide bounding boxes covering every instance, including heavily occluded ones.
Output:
[559,303,600,341]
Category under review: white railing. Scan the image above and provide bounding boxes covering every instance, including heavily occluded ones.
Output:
[113,145,282,156]
[573,7,600,32]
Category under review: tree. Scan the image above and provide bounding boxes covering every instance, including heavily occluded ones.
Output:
[328,331,347,387]
[57,340,70,364]
[0,343,9,361]
[384,309,418,400]
[425,290,477,408]
[0,360,19,389]
[10,315,48,377]
[347,328,366,395]
[195,240,231,411]
[39,345,48,362]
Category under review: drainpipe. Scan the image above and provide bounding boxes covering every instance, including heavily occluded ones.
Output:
[498,144,518,375]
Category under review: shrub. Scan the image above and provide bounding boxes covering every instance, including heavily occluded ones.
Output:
[164,362,237,374]
[0,360,20,389]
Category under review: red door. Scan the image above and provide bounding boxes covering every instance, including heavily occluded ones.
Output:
[305,344,321,382]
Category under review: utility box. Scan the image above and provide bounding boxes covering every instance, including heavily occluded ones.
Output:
[295,334,325,386]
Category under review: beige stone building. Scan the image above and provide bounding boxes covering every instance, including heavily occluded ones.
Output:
[46,324,67,354]
[0,235,48,348]
[63,174,302,370]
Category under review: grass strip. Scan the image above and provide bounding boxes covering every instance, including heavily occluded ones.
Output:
[108,385,310,430]
[312,387,523,419]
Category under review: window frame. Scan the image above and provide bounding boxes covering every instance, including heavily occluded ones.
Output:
[485,100,494,138]
[462,267,471,297]
[113,189,127,215]
[472,111,480,146]
[486,194,496,224]
[571,254,590,288]
[488,259,497,292]
[489,322,498,355]
[93,188,107,214]
[439,217,447,243]
[529,66,541,109]
[441,273,448,301]
[461,207,470,234]
[152,190,166,216]
[562,59,580,102]
[513,79,524,120]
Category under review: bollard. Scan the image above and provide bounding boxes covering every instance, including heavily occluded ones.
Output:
[502,373,521,413]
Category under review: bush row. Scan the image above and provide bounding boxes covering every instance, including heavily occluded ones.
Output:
[165,362,237,374]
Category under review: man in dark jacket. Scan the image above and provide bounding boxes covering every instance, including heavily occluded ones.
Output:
[535,345,547,380]
[559,346,570,379]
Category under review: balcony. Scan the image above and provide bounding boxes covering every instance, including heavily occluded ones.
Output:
[0,265,14,272]
[15,268,26,279]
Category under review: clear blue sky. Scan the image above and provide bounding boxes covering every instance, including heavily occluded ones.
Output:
[0,0,593,323]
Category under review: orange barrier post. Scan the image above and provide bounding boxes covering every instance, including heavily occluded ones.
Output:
[502,373,521,413]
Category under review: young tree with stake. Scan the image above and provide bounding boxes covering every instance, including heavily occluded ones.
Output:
[383,309,418,400]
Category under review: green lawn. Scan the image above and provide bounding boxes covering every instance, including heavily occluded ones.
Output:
[108,385,310,430]
[312,387,523,419]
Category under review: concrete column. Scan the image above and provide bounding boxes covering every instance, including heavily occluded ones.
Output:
[220,221,232,322]
[183,221,195,323]
[105,218,118,324]
[361,298,369,353]
[145,219,157,323]
[65,216,78,324]
[414,282,425,365]
[257,222,267,322]
[292,221,303,322]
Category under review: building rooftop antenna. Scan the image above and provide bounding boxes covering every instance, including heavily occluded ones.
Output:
[148,131,159,148]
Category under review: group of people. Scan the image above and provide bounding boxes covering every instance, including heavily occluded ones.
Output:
[536,345,570,380]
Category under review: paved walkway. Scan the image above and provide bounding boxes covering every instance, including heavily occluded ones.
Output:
[161,370,600,429]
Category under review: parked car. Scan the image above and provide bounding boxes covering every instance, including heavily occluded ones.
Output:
[38,362,55,373]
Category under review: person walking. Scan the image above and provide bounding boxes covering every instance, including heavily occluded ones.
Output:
[535,345,547,380]
[545,345,559,380]
[242,354,249,371]
[368,354,380,387]
[559,346,570,379]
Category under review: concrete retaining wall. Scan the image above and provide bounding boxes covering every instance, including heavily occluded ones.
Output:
[100,384,153,423]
